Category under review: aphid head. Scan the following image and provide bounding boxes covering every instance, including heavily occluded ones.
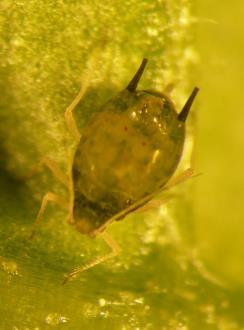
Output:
[74,207,99,237]
[72,192,118,237]
[75,220,94,237]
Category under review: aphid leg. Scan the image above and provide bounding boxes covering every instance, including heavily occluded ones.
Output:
[62,231,120,285]
[64,82,88,142]
[28,157,69,188]
[30,192,68,239]
[163,168,195,191]
[66,200,75,225]
[65,50,102,142]
[138,196,173,213]
[163,83,175,95]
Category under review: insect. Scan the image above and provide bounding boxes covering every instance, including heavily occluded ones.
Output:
[30,58,199,284]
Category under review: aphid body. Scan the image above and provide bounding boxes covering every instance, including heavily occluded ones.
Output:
[31,58,199,283]
[72,59,198,236]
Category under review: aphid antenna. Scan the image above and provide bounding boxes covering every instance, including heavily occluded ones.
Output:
[178,87,199,122]
[126,58,148,92]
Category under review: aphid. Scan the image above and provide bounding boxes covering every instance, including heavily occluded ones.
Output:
[30,58,199,284]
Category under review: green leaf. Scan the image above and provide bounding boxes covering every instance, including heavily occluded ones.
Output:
[0,1,243,329]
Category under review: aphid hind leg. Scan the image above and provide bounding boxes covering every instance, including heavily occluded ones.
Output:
[62,231,121,285]
[64,83,88,142]
[30,192,68,239]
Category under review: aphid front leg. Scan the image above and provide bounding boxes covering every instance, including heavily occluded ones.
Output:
[28,157,69,188]
[64,82,89,143]
[163,83,175,95]
[62,231,120,285]
[30,192,69,239]
[138,195,173,213]
[163,168,195,191]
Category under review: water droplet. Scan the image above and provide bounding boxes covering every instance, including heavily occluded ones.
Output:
[1,258,19,277]
[99,310,109,318]
[83,303,100,318]
[134,297,144,304]
[146,27,159,37]
[45,313,69,325]
[98,298,106,307]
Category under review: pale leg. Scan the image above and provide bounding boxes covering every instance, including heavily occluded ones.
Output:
[30,192,69,239]
[130,169,195,214]
[27,157,69,188]
[163,168,196,191]
[62,231,121,285]
[138,195,173,213]
[64,82,88,142]
[163,83,175,95]
[64,49,102,142]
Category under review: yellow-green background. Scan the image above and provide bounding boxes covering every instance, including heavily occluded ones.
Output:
[196,1,244,289]
[0,1,243,329]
